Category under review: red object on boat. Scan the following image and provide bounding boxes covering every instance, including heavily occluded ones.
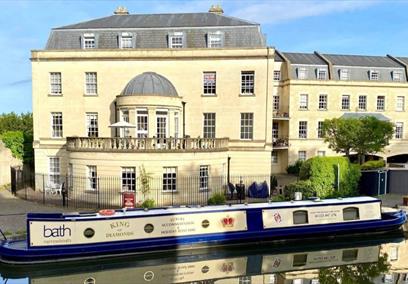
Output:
[122,192,135,208]
[99,209,116,216]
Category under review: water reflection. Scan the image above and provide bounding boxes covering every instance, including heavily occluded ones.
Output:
[1,232,408,284]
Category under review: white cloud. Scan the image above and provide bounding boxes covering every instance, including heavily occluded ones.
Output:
[231,0,380,25]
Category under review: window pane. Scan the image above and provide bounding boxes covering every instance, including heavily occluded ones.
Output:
[50,72,62,94]
[163,167,177,191]
[203,72,216,95]
[85,72,97,95]
[121,167,136,191]
[293,210,308,224]
[199,165,209,191]
[86,113,98,137]
[203,113,216,138]
[241,71,254,94]
[51,112,63,138]
[240,113,253,139]
[343,207,360,221]
[342,249,358,262]
[293,254,307,266]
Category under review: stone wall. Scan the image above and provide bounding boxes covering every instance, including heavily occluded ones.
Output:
[0,141,22,186]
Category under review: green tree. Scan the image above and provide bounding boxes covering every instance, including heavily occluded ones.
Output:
[322,117,394,163]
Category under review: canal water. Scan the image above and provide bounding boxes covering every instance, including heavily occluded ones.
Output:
[1,232,407,284]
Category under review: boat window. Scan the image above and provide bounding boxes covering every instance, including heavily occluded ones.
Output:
[293,210,309,224]
[343,207,360,221]
[202,219,210,228]
[144,224,154,233]
[83,228,95,239]
[293,253,307,267]
[342,249,358,261]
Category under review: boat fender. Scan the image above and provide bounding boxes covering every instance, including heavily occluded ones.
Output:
[99,209,116,216]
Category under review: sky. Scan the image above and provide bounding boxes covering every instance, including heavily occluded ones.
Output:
[1,0,408,114]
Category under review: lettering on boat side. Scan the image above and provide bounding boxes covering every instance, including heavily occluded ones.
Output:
[43,225,72,238]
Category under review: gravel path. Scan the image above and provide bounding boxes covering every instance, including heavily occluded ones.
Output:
[0,189,71,234]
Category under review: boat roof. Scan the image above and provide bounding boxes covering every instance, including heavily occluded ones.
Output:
[28,197,379,220]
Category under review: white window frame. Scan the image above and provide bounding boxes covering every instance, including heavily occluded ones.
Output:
[82,33,95,49]
[298,151,307,161]
[240,113,254,140]
[317,68,327,80]
[299,94,308,110]
[396,96,405,111]
[395,122,403,139]
[340,69,350,80]
[271,151,278,164]
[272,122,279,139]
[298,67,307,79]
[376,96,385,111]
[121,167,136,192]
[85,72,97,95]
[86,113,98,137]
[273,70,281,81]
[174,112,179,139]
[121,108,130,138]
[169,32,184,48]
[203,113,216,139]
[156,111,168,139]
[342,95,350,110]
[273,95,280,111]
[51,112,63,138]
[49,72,62,95]
[317,121,324,138]
[318,94,328,110]
[120,32,133,48]
[199,165,209,191]
[358,95,367,110]
[49,157,60,186]
[163,167,177,192]
[317,151,326,157]
[369,70,379,81]
[203,72,216,95]
[298,121,307,139]
[393,71,402,82]
[241,71,255,95]
[136,109,148,138]
[87,165,97,191]
[207,32,223,48]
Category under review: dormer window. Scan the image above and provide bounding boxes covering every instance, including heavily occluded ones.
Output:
[317,68,327,80]
[298,67,307,80]
[370,70,379,81]
[169,32,184,48]
[340,69,350,80]
[393,71,402,82]
[120,32,133,48]
[82,33,95,49]
[207,32,223,48]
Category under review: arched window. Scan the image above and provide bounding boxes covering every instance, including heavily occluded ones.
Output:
[343,207,360,221]
[293,210,309,224]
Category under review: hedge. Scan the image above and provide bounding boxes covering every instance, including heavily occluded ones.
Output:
[0,131,24,160]
[361,159,385,170]
[299,156,361,198]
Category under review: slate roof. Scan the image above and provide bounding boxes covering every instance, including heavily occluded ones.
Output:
[281,52,326,65]
[396,57,408,65]
[323,54,403,68]
[120,72,179,97]
[341,113,390,121]
[55,13,258,30]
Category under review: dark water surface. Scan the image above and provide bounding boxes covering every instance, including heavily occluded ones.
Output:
[1,232,407,284]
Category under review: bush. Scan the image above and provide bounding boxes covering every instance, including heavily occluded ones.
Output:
[270,194,286,202]
[284,180,315,200]
[286,160,304,175]
[141,199,155,208]
[299,156,361,198]
[361,159,385,170]
[0,131,24,159]
[208,192,226,205]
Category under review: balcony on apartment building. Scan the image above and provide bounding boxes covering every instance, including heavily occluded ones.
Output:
[66,137,230,153]
[272,137,289,149]
[273,111,290,120]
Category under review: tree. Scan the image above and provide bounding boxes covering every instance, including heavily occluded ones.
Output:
[322,117,394,163]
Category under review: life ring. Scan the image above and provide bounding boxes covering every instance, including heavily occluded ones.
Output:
[99,209,116,216]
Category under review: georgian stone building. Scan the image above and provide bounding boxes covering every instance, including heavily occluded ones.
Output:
[32,5,408,196]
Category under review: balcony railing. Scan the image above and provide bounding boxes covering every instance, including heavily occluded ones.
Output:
[273,111,290,120]
[273,137,289,149]
[66,137,229,152]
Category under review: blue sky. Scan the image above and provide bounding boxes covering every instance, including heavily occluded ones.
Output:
[1,0,408,114]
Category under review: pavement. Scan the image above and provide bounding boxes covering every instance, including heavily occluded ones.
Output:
[379,194,408,211]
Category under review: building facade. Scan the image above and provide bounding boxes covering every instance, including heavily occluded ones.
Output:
[32,6,408,200]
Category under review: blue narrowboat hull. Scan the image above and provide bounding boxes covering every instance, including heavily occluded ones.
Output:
[0,209,406,264]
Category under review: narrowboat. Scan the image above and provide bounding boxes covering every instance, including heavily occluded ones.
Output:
[0,196,406,264]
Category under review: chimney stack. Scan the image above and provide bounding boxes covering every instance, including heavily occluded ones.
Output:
[114,6,129,15]
[208,4,224,15]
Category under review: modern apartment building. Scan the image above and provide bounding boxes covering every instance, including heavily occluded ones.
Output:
[32,5,408,196]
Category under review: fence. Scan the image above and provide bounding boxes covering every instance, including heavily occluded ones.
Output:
[11,168,272,210]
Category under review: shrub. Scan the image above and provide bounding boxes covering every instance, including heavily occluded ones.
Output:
[299,156,361,198]
[284,180,315,200]
[270,194,286,202]
[270,175,278,190]
[141,199,155,208]
[286,160,304,175]
[361,159,386,170]
[0,131,24,160]
[208,192,226,205]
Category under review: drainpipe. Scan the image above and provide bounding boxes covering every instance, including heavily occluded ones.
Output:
[227,156,231,184]
[182,101,186,138]
[114,101,118,137]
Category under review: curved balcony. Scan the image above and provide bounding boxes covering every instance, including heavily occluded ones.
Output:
[66,137,229,153]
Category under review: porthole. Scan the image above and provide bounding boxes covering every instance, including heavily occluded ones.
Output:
[84,228,95,239]
[144,271,154,281]
[84,277,95,284]
[201,265,210,273]
[144,223,154,233]
[202,219,210,228]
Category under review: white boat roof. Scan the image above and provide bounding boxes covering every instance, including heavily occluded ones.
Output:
[61,196,379,220]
